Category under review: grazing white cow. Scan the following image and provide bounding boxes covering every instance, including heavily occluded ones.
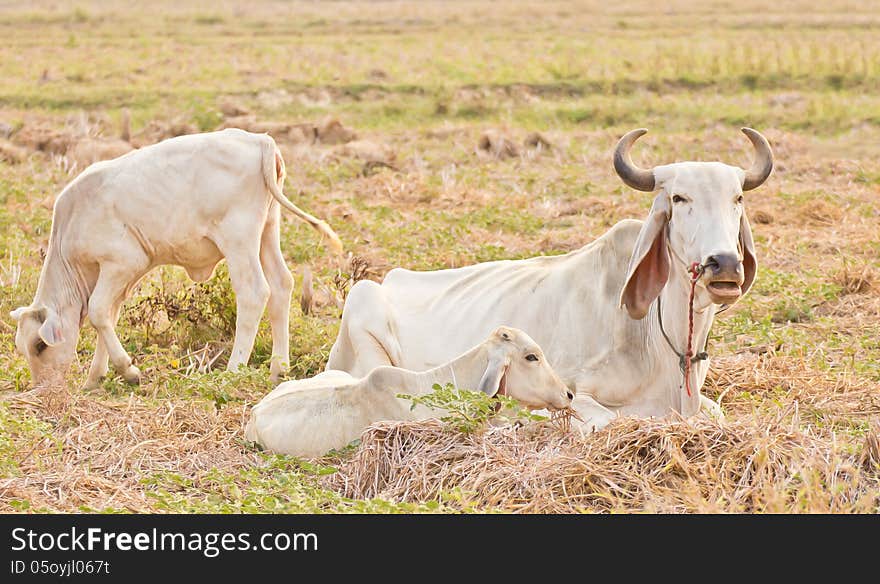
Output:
[11,128,342,389]
[326,128,773,431]
[245,326,573,457]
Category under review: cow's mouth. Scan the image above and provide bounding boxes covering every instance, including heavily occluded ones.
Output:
[706,281,742,301]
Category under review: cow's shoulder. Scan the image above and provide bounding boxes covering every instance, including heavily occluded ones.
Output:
[576,219,642,266]
[598,218,643,248]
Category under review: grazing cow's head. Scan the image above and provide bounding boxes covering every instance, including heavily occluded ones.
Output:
[616,128,773,319]
[10,305,76,385]
[476,326,573,411]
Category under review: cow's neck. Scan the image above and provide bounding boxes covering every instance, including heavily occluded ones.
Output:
[33,238,91,329]
[655,261,716,413]
[416,343,490,395]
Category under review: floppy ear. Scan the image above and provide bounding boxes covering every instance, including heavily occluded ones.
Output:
[476,352,509,397]
[37,308,64,346]
[620,194,671,319]
[10,306,29,321]
[739,211,757,296]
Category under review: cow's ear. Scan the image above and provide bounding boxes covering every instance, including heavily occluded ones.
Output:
[476,352,509,397]
[10,306,29,321]
[739,211,757,296]
[620,193,671,319]
[492,326,514,342]
[37,308,64,347]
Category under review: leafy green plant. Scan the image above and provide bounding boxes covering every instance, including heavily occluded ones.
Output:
[398,383,547,434]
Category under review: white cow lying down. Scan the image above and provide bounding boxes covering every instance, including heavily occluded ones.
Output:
[326,128,774,431]
[11,128,342,389]
[245,326,573,457]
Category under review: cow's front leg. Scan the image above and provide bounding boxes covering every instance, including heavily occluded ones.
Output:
[84,336,109,389]
[84,302,123,389]
[88,267,140,384]
[568,392,618,434]
[699,394,725,422]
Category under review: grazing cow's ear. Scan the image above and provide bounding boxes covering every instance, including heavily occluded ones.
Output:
[37,309,64,347]
[10,306,29,321]
[620,194,671,320]
[739,211,757,296]
[476,352,509,397]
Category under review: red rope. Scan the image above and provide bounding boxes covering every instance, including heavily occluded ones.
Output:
[683,262,704,397]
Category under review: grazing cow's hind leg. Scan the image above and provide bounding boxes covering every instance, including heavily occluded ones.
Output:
[219,237,270,374]
[259,206,294,383]
[88,266,141,384]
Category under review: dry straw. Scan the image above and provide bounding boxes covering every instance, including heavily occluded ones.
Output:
[0,391,257,513]
[327,410,880,513]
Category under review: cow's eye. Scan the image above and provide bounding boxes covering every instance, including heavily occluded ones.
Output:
[525,354,539,362]
[672,194,687,204]
[34,339,48,355]
[736,194,744,204]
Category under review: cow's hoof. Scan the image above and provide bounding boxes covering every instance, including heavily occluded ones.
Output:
[699,395,725,422]
[82,377,104,391]
[122,366,141,385]
[269,370,287,385]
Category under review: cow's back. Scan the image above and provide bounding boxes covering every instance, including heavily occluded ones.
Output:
[378,219,643,373]
[55,129,274,264]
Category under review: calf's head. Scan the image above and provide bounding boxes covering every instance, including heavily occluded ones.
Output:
[476,326,573,410]
[10,305,76,385]
[616,128,773,319]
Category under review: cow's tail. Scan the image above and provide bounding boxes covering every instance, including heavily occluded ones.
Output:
[261,137,343,255]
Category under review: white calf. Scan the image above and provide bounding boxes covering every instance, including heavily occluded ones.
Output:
[244,326,573,457]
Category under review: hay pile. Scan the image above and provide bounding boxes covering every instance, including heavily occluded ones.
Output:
[327,414,880,513]
[0,393,256,512]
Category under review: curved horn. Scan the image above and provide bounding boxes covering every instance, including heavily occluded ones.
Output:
[740,127,773,191]
[614,128,655,192]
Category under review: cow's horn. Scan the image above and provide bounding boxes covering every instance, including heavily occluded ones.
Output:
[740,128,773,191]
[613,129,655,192]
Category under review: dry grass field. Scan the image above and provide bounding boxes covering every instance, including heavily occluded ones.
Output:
[0,0,878,513]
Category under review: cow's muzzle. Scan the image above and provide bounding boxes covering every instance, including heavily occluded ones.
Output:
[703,254,745,303]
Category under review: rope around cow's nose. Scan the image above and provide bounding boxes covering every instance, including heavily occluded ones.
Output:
[683,262,705,397]
[656,262,710,397]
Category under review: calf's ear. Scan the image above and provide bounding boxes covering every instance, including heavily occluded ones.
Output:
[739,211,757,296]
[476,352,509,398]
[620,194,671,320]
[37,308,64,346]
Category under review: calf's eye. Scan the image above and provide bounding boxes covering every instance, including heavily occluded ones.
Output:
[34,339,48,355]
[525,354,539,362]
[736,194,744,204]
[672,194,686,204]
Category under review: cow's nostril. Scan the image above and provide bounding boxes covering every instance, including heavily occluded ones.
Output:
[704,254,742,277]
